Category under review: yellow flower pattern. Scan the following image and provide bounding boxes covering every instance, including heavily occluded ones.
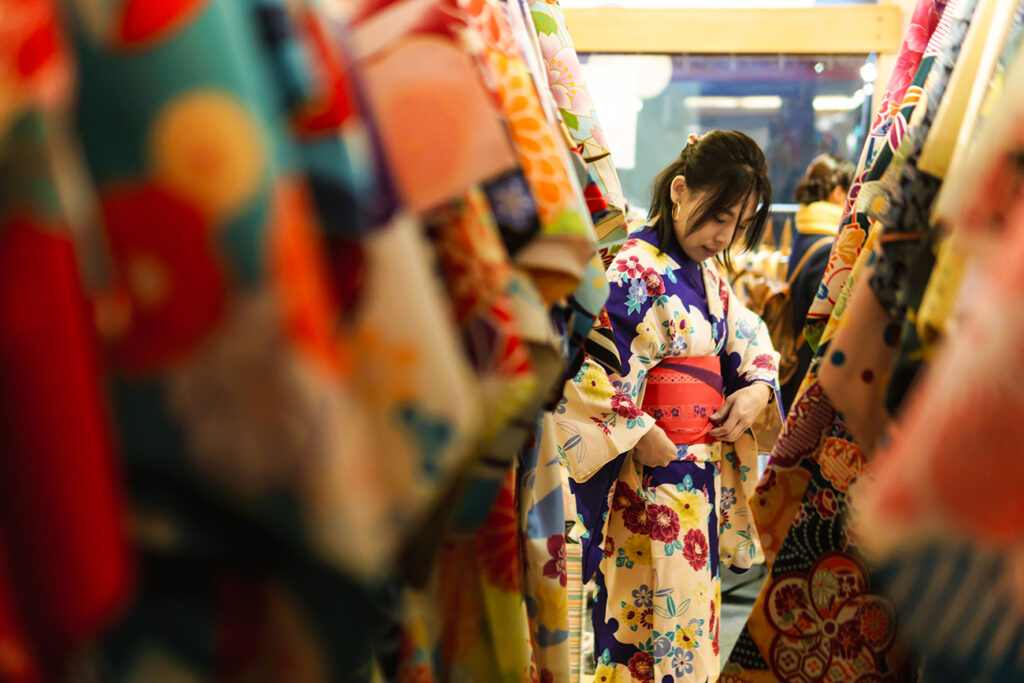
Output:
[593,662,632,683]
[536,581,568,632]
[580,363,615,402]
[676,622,700,649]
[629,239,676,273]
[669,490,705,531]
[623,534,651,566]
[693,580,710,606]
[635,318,660,348]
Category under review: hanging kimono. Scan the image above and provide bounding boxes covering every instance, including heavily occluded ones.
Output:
[353,1,608,680]
[20,0,497,678]
[850,32,1024,681]
[877,1,1024,408]
[522,0,626,231]
[557,225,778,682]
[723,1,966,680]
[0,1,132,677]
[853,197,1024,681]
[816,0,992,448]
[513,5,635,674]
[913,4,1024,343]
[803,0,951,351]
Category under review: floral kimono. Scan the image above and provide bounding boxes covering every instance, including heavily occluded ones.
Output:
[555,225,779,682]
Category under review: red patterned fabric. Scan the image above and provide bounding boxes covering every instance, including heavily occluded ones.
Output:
[0,218,132,671]
[643,356,723,445]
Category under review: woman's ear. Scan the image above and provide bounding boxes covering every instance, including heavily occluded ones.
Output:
[670,175,687,204]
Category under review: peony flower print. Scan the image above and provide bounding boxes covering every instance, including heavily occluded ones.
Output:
[682,528,709,571]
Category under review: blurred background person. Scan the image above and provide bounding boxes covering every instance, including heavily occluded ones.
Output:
[780,153,855,411]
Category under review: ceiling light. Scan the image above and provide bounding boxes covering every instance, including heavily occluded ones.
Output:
[739,96,783,109]
[685,96,782,110]
[813,95,861,111]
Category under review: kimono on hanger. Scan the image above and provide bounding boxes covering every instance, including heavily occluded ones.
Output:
[853,29,1024,682]
[6,0,499,677]
[724,0,961,679]
[815,0,995,448]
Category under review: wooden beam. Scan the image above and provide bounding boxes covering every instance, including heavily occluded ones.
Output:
[561,6,902,55]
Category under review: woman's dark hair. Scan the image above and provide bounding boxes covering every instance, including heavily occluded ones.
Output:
[647,130,772,270]
[794,154,856,204]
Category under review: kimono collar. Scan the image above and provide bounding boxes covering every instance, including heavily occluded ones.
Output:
[700,260,729,355]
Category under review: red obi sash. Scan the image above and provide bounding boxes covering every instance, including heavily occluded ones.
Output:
[643,356,723,445]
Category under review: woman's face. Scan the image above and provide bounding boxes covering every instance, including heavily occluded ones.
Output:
[670,175,758,263]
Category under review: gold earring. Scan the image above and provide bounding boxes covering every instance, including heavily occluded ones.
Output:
[672,202,681,221]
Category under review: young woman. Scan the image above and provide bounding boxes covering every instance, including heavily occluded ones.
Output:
[557,131,780,682]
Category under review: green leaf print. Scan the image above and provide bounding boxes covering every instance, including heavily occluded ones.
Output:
[664,542,675,556]
[738,529,757,558]
[560,108,580,130]
[551,207,588,236]
[532,10,558,35]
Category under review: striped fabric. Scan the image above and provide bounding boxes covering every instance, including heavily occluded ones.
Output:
[877,542,1024,681]
[582,325,622,376]
[566,539,585,683]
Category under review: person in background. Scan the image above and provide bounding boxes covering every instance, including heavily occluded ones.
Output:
[557,130,780,681]
[780,154,855,411]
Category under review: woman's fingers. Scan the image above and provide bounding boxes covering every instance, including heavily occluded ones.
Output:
[710,395,735,423]
[711,397,762,440]
[709,411,741,439]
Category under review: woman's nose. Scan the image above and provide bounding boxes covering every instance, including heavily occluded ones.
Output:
[713,225,732,247]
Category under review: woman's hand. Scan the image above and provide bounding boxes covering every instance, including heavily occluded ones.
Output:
[709,383,772,443]
[633,424,678,468]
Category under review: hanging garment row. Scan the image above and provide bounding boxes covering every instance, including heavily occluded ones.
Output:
[725,0,1024,681]
[0,0,626,680]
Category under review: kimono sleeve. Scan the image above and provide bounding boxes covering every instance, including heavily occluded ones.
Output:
[557,258,668,483]
[721,279,781,399]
